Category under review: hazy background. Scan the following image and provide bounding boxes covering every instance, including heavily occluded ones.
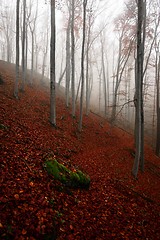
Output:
[0,0,159,148]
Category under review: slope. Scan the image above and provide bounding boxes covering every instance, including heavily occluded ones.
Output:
[0,60,160,239]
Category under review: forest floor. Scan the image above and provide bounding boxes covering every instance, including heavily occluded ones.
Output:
[0,60,160,240]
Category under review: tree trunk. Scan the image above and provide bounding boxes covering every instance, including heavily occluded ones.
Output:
[21,0,26,91]
[71,0,75,117]
[50,0,56,126]
[14,0,20,99]
[65,15,71,108]
[132,0,146,178]
[31,30,34,85]
[101,35,107,118]
[156,55,160,156]
[79,0,87,131]
[86,16,91,116]
[42,29,49,82]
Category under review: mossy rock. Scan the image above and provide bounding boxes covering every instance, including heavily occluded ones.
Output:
[0,123,8,130]
[45,159,90,189]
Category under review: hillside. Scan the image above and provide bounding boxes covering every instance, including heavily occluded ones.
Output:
[0,60,160,240]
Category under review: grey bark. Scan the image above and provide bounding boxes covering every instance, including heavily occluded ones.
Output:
[79,0,87,131]
[50,0,56,126]
[100,34,107,118]
[14,0,20,99]
[21,0,26,91]
[86,14,91,116]
[132,0,146,178]
[71,0,75,117]
[28,0,38,85]
[156,54,160,156]
[65,12,71,108]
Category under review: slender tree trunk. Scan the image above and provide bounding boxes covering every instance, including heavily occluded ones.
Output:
[86,17,91,116]
[58,67,66,87]
[79,0,87,131]
[132,0,146,178]
[25,25,28,77]
[6,34,11,63]
[50,0,56,126]
[101,35,107,118]
[29,0,38,86]
[156,55,160,156]
[71,0,75,117]
[31,30,34,85]
[65,15,71,108]
[21,0,26,91]
[111,35,122,123]
[75,72,82,102]
[98,69,102,114]
[14,0,20,99]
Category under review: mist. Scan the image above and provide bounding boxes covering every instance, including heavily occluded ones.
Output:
[0,0,159,149]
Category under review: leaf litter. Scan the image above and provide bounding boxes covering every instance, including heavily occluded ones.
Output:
[0,61,160,239]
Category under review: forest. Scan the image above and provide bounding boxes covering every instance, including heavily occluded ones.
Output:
[0,0,160,239]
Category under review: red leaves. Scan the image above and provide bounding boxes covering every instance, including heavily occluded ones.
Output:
[0,61,160,239]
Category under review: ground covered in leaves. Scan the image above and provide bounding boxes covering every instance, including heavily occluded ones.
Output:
[0,60,160,240]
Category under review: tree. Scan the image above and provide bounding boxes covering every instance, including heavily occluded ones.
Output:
[21,0,26,91]
[79,0,87,131]
[14,0,20,99]
[132,0,146,178]
[0,5,14,63]
[100,32,107,118]
[111,9,136,123]
[28,0,38,85]
[71,0,76,117]
[50,0,56,126]
[65,7,71,108]
[155,42,160,156]
[41,26,49,83]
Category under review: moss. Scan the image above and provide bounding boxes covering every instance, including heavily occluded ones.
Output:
[0,123,8,130]
[45,159,90,189]
[76,170,90,188]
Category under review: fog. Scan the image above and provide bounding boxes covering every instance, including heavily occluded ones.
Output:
[0,0,159,147]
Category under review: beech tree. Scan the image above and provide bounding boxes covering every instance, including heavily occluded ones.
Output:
[132,0,146,178]
[14,0,20,99]
[50,0,56,126]
[111,7,136,123]
[41,26,49,82]
[79,0,87,131]
[21,0,26,91]
[71,0,76,117]
[28,0,38,85]
[100,32,107,118]
[65,3,71,108]
[0,6,13,63]
[155,42,160,156]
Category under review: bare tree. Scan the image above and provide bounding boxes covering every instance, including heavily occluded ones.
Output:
[0,5,14,63]
[14,0,20,99]
[155,42,160,156]
[79,0,87,131]
[28,0,38,85]
[21,0,26,91]
[111,13,135,123]
[41,27,49,82]
[71,0,76,117]
[132,0,146,178]
[50,0,56,126]
[64,1,71,108]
